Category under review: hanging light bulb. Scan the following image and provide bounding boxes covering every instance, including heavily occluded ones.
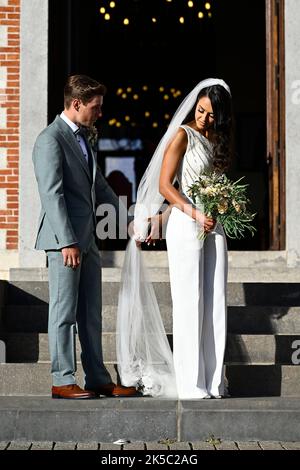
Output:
[179,17,185,24]
[123,18,129,25]
[163,94,169,100]
[116,122,121,128]
[121,93,127,99]
[126,87,132,93]
[164,114,170,120]
[99,7,105,14]
[159,86,164,92]
[104,13,110,20]
[133,94,139,100]
[145,111,150,117]
[152,17,157,23]
[125,116,130,121]
[142,85,148,91]
[198,11,204,19]
[116,88,123,95]
[205,2,211,10]
[110,1,116,8]
[152,122,158,128]
[188,1,194,7]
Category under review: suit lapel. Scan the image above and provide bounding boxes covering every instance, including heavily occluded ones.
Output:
[90,147,97,183]
[53,115,92,182]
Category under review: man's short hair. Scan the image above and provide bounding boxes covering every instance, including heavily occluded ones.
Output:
[64,75,107,108]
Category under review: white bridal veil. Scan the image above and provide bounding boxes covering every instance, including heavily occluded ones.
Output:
[116,78,231,397]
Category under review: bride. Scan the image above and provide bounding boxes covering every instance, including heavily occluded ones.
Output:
[116,78,234,399]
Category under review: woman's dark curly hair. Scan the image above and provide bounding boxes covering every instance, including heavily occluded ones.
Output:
[183,84,234,172]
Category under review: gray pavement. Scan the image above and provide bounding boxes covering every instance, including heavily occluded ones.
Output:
[0,440,299,450]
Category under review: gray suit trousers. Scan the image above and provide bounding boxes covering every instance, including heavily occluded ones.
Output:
[47,238,112,387]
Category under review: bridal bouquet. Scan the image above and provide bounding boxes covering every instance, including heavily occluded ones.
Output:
[188,172,256,239]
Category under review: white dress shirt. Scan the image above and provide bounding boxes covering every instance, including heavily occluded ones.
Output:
[60,112,89,163]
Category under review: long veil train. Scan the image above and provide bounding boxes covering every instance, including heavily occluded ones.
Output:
[116,239,177,397]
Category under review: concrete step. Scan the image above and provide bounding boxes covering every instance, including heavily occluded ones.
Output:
[4,280,300,306]
[0,363,299,397]
[3,304,300,334]
[3,332,300,365]
[1,395,300,442]
[0,363,117,396]
[9,252,300,282]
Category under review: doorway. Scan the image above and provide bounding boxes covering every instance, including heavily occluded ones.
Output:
[48,0,285,251]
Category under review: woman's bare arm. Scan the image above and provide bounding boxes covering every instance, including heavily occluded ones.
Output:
[159,128,214,231]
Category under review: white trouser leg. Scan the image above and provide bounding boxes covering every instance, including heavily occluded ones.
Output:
[202,224,228,396]
[166,208,208,399]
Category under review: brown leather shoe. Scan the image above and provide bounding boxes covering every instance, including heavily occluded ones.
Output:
[52,384,97,399]
[87,382,142,397]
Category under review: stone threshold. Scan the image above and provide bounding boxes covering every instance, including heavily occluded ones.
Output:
[2,251,300,282]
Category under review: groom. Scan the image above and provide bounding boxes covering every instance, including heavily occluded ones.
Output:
[32,75,138,398]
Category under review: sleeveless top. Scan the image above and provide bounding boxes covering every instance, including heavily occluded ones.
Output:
[177,125,214,198]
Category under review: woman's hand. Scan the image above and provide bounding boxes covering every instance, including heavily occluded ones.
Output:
[145,214,162,246]
[195,211,216,233]
[128,220,143,248]
[145,205,174,245]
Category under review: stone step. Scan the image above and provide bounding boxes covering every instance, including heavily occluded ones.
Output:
[3,332,300,365]
[9,252,300,282]
[0,363,299,397]
[4,281,300,306]
[3,304,300,334]
[1,395,300,441]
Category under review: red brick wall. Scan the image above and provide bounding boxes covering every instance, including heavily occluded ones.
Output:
[0,0,20,251]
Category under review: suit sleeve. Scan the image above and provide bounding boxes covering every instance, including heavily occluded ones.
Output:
[32,132,78,248]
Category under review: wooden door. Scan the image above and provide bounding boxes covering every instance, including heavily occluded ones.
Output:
[266,0,285,249]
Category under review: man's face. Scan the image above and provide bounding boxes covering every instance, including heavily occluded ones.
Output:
[77,95,103,127]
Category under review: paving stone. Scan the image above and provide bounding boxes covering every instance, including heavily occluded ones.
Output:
[191,441,216,450]
[123,442,145,450]
[237,441,262,450]
[258,441,284,450]
[7,441,31,450]
[215,441,238,450]
[100,443,122,450]
[76,442,99,450]
[146,442,169,450]
[53,442,76,450]
[30,441,53,450]
[169,442,191,450]
[280,442,300,450]
[0,442,9,450]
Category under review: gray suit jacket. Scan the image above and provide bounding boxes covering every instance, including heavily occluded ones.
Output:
[33,115,124,251]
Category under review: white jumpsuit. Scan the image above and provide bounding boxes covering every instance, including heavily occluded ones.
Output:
[166,125,228,399]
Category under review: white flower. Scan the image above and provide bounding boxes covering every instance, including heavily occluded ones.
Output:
[232,200,241,213]
[217,199,228,214]
[86,125,98,149]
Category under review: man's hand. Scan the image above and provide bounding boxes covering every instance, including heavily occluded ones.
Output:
[61,245,81,269]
